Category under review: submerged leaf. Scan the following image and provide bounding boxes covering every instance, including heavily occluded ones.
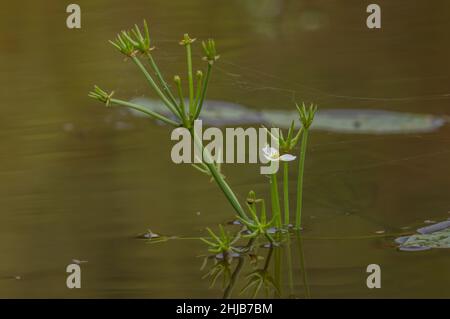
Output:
[129,97,446,134]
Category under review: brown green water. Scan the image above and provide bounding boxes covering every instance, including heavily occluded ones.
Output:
[0,0,449,298]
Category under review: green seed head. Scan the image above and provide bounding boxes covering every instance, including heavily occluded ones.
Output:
[296,102,317,129]
[88,86,114,107]
[202,39,220,64]
[179,33,196,46]
[130,20,154,53]
[109,32,137,57]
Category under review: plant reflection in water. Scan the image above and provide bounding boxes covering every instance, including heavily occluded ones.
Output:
[200,229,311,299]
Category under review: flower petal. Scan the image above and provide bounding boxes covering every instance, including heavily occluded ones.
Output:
[279,154,296,162]
[262,145,271,156]
[263,154,279,162]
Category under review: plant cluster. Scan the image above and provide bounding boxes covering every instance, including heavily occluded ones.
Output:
[89,20,317,262]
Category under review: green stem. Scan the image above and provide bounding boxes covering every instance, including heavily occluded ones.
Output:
[193,72,203,114]
[145,52,178,106]
[185,43,195,119]
[131,56,181,119]
[295,231,311,299]
[190,128,248,221]
[264,246,274,270]
[270,174,282,228]
[109,98,178,126]
[174,77,189,127]
[283,162,290,226]
[223,237,255,299]
[286,235,294,297]
[295,129,309,229]
[223,256,244,299]
[273,246,281,298]
[194,63,212,119]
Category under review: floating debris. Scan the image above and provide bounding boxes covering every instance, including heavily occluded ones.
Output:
[261,242,280,249]
[0,275,22,281]
[375,230,386,234]
[129,97,447,135]
[233,245,251,254]
[396,220,450,251]
[72,259,88,264]
[136,229,161,240]
[229,219,242,226]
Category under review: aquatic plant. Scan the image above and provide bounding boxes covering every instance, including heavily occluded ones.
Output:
[89,20,248,222]
[200,225,241,258]
[396,220,450,251]
[201,258,233,289]
[240,247,280,298]
[295,103,317,229]
[261,145,296,228]
[201,236,258,297]
[263,122,302,226]
[237,191,276,243]
[88,21,318,267]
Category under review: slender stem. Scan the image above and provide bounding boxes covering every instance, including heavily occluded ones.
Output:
[109,98,178,126]
[174,77,189,127]
[286,235,294,297]
[222,257,244,299]
[185,43,195,119]
[295,129,309,229]
[145,52,178,106]
[190,128,248,221]
[273,246,281,298]
[264,246,274,271]
[223,237,255,299]
[270,174,282,228]
[131,56,181,119]
[193,71,203,114]
[194,63,212,119]
[295,231,311,299]
[283,162,290,226]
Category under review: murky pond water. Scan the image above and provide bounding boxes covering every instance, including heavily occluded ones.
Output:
[0,0,449,298]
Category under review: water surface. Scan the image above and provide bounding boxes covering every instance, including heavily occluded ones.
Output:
[0,0,449,298]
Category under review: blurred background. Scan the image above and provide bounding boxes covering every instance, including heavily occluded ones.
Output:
[0,0,449,298]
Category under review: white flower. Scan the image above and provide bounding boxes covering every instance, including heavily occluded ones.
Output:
[262,145,296,162]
